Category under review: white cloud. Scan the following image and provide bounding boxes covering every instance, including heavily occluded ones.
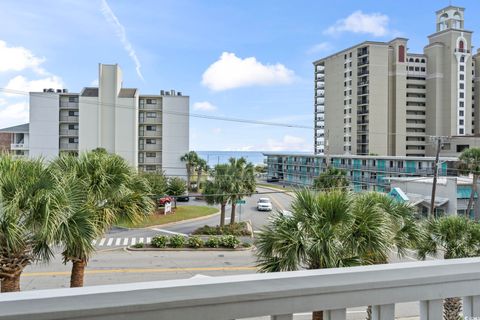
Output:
[212,127,222,135]
[202,52,295,91]
[193,101,217,112]
[100,0,144,81]
[324,11,390,37]
[0,98,6,106]
[266,135,310,152]
[0,102,28,128]
[307,42,333,54]
[0,40,46,74]
[4,75,64,96]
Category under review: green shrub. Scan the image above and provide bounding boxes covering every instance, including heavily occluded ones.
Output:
[205,236,220,248]
[220,235,240,248]
[132,242,144,248]
[187,236,204,248]
[169,234,186,248]
[151,235,168,248]
[192,222,251,236]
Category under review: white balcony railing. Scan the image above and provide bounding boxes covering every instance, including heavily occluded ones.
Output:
[59,129,79,136]
[60,143,78,150]
[59,116,79,122]
[1,259,480,320]
[10,143,27,149]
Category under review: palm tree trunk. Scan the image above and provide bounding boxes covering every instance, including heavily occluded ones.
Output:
[197,171,202,191]
[312,310,323,320]
[220,203,226,227]
[443,297,462,320]
[466,175,477,219]
[70,259,87,288]
[230,203,236,224]
[186,165,192,191]
[1,273,21,292]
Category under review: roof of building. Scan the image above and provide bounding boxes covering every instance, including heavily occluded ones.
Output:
[313,41,391,65]
[0,123,29,133]
[436,5,465,14]
[262,152,458,162]
[387,176,473,185]
[81,87,99,97]
[119,88,137,98]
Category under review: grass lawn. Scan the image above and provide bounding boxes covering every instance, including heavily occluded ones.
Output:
[116,206,218,228]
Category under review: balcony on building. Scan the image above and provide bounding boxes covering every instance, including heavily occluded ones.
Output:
[3,259,480,320]
[60,142,79,150]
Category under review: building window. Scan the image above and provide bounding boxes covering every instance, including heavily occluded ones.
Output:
[146,112,157,118]
[460,92,464,99]
[459,128,464,134]
[68,124,78,130]
[68,97,77,103]
[460,65,465,72]
[146,152,156,157]
[146,99,157,104]
[68,138,78,143]
[460,110,464,116]
[460,83,465,89]
[146,139,156,144]
[460,74,465,80]
[68,110,79,116]
[460,101,465,108]
[146,125,156,131]
[459,119,464,125]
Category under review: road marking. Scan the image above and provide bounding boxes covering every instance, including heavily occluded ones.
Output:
[123,238,129,245]
[146,237,151,244]
[22,266,257,277]
[269,193,284,211]
[98,238,106,246]
[139,237,144,244]
[106,238,114,246]
[115,238,121,246]
[150,228,188,236]
[131,238,136,245]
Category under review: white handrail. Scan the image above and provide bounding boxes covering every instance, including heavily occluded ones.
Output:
[1,258,480,320]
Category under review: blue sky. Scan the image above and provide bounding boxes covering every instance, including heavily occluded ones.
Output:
[0,0,479,151]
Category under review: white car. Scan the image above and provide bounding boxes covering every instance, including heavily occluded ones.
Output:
[257,198,272,211]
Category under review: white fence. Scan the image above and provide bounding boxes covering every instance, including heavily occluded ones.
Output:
[1,258,480,320]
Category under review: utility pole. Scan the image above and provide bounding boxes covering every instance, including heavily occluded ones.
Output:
[429,136,447,218]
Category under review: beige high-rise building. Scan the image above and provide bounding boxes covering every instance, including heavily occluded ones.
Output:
[314,5,478,157]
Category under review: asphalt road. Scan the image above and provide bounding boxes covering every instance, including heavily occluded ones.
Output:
[21,248,424,320]
[92,187,292,249]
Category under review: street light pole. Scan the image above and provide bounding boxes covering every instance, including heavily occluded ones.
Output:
[429,136,447,218]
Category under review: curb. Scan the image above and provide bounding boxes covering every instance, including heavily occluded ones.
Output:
[257,185,294,197]
[126,246,253,252]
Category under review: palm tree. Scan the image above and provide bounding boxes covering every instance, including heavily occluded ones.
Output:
[458,148,480,220]
[227,158,256,224]
[195,158,208,191]
[0,155,74,292]
[203,164,230,227]
[180,151,199,191]
[255,189,419,320]
[313,167,349,191]
[416,216,480,320]
[51,151,154,287]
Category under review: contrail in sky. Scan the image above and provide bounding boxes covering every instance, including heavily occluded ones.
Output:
[100,0,144,81]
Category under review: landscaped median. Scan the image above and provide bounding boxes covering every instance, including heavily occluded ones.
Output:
[127,234,252,251]
[116,205,218,228]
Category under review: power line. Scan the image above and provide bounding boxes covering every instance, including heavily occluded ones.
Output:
[0,88,312,130]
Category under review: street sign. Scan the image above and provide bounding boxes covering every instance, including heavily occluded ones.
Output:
[236,200,246,204]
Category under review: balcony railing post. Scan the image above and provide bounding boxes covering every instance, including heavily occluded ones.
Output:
[419,299,442,320]
[463,296,480,318]
[325,308,347,320]
[271,314,293,320]
[371,304,394,320]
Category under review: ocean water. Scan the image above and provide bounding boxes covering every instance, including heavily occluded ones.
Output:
[197,151,266,166]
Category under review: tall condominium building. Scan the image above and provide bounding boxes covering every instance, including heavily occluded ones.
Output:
[314,5,479,157]
[1,64,189,177]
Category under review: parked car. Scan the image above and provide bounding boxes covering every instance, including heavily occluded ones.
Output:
[157,195,173,206]
[176,194,190,202]
[266,177,279,183]
[257,198,273,211]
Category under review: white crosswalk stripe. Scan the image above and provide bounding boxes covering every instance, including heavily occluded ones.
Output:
[93,237,155,247]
